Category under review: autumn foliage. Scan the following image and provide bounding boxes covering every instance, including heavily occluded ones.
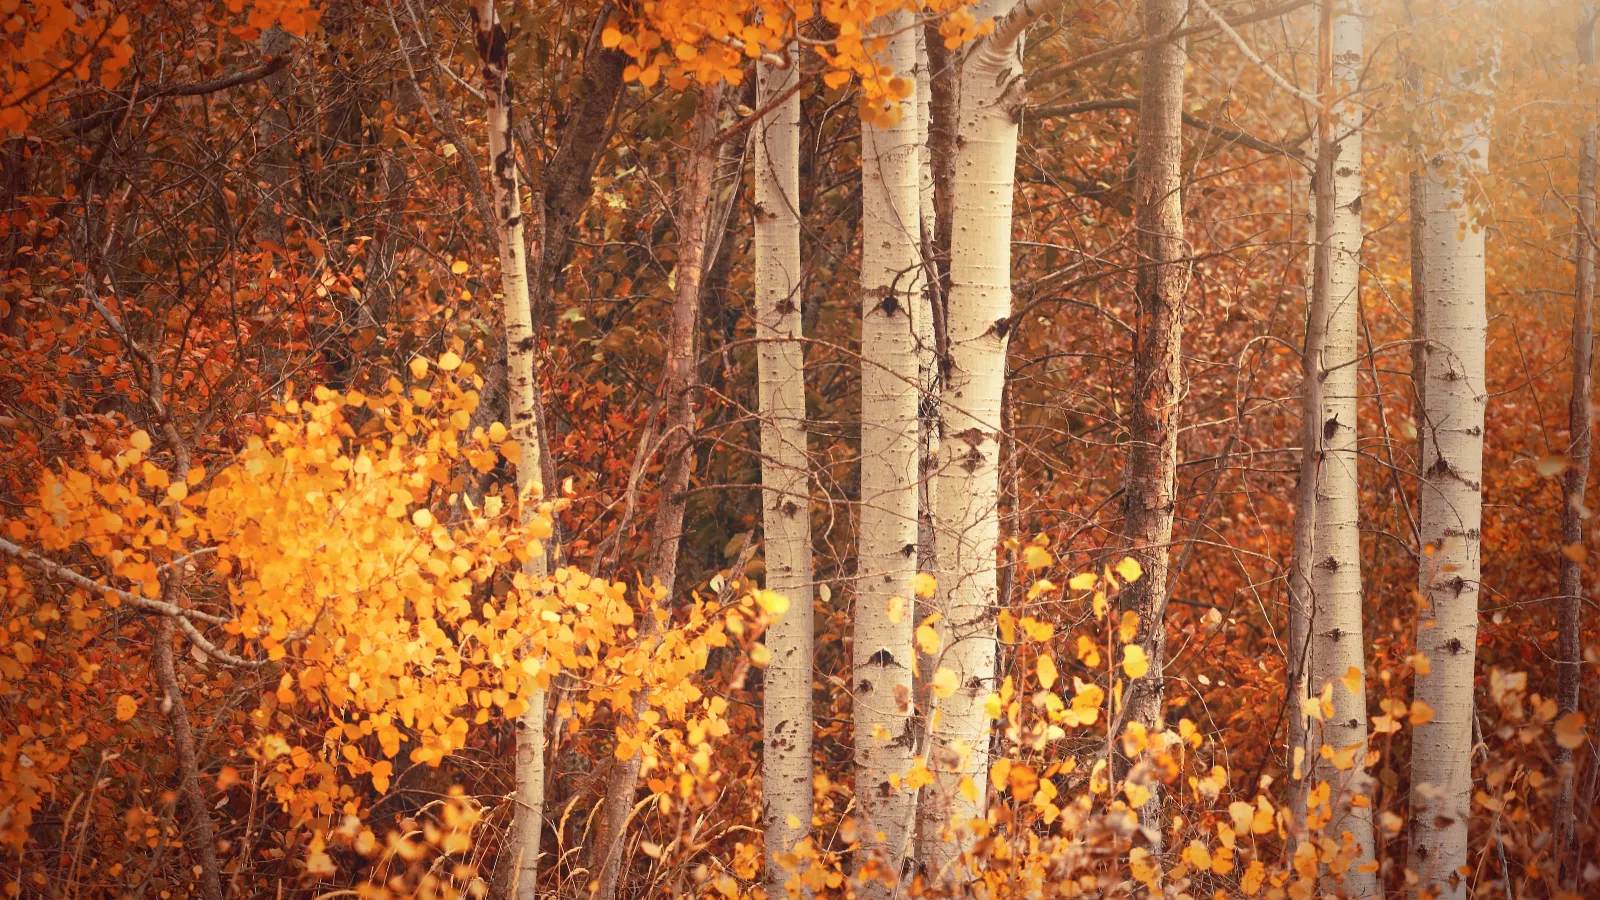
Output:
[1,0,1598,898]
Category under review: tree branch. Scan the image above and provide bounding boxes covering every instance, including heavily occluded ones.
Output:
[1033,95,1302,156]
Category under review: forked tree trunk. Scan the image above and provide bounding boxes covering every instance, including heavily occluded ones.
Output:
[1554,11,1597,882]
[471,4,549,897]
[1409,44,1492,900]
[1304,10,1378,895]
[1115,0,1188,838]
[753,49,814,893]
[588,81,725,900]
[917,0,1035,882]
[854,14,924,894]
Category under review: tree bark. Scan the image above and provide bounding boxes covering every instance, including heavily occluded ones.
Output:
[471,4,550,897]
[589,81,724,900]
[915,0,1035,882]
[1303,10,1379,895]
[1554,12,1597,883]
[854,15,924,895]
[753,48,815,894]
[1114,0,1188,840]
[1408,46,1492,900]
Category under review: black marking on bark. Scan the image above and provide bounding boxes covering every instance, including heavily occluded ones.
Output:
[992,317,1010,338]
[857,679,872,694]
[901,543,916,559]
[865,649,900,668]
[879,293,900,316]
[1445,637,1466,654]
[1349,194,1363,215]
[517,336,537,353]
[1317,555,1339,570]
[1427,455,1453,479]
[781,499,800,517]
[776,298,797,315]
[1324,415,1340,441]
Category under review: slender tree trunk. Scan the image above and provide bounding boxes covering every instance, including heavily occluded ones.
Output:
[257,25,294,248]
[915,26,940,577]
[1555,12,1597,883]
[1287,136,1318,826]
[1304,10,1379,895]
[1408,50,1492,900]
[918,0,1028,882]
[854,15,923,895]
[471,4,550,897]
[589,82,724,900]
[753,50,815,893]
[1115,0,1188,839]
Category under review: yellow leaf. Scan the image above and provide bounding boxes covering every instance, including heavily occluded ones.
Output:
[823,69,850,90]
[115,695,138,721]
[1020,617,1054,641]
[913,572,936,598]
[931,667,958,699]
[1117,610,1139,643]
[1554,712,1588,750]
[1068,572,1097,591]
[1122,644,1149,678]
[439,351,462,371]
[1340,665,1363,696]
[997,608,1016,644]
[756,590,789,617]
[1023,545,1052,570]
[750,644,771,667]
[917,624,941,655]
[129,430,152,451]
[1076,635,1101,667]
[1114,556,1143,583]
[165,482,188,503]
[1410,699,1435,726]
[412,508,434,528]
[409,357,429,378]
[601,25,622,48]
[888,594,906,624]
[450,260,469,275]
[1036,654,1058,690]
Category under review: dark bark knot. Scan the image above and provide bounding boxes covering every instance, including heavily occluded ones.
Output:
[865,649,901,668]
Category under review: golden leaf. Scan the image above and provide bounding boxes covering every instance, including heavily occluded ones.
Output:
[115,695,138,721]
[1036,654,1058,690]
[1122,644,1149,679]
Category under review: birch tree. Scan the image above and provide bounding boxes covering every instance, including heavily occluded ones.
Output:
[853,15,924,892]
[471,4,550,896]
[589,82,726,900]
[917,0,1059,879]
[1409,30,1494,900]
[1303,9,1379,894]
[1554,10,1597,880]
[1114,0,1189,835]
[753,48,814,893]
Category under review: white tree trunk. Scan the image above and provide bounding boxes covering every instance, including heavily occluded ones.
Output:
[1305,12,1378,896]
[754,50,814,894]
[918,0,1024,882]
[854,14,924,895]
[1409,48,1492,900]
[472,3,548,898]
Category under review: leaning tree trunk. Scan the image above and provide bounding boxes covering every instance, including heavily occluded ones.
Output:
[753,49,815,894]
[1303,10,1379,896]
[916,0,1065,882]
[854,14,924,895]
[589,82,724,900]
[1114,0,1189,839]
[471,4,550,897]
[1408,43,1492,900]
[914,25,940,577]
[1554,12,1597,883]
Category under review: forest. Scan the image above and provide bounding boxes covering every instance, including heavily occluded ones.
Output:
[0,0,1596,896]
